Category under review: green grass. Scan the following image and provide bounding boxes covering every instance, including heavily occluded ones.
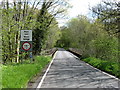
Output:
[0,64,2,90]
[2,56,51,88]
[83,57,120,79]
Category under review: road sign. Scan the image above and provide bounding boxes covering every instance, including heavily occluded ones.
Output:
[20,41,32,52]
[20,30,32,52]
[21,30,32,41]
[22,42,31,51]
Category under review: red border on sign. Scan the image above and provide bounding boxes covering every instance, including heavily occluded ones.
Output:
[22,42,31,51]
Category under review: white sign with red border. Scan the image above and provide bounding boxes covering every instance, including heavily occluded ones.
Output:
[22,42,31,51]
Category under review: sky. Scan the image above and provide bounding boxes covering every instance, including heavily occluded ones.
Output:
[58,0,103,26]
[68,0,102,18]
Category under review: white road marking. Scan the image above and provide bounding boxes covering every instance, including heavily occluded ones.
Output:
[68,50,119,81]
[86,63,120,81]
[36,51,57,88]
[36,49,119,88]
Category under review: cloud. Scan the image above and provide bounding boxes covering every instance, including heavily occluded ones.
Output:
[57,0,103,27]
[68,0,102,18]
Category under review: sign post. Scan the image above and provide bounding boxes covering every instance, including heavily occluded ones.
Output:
[20,30,33,62]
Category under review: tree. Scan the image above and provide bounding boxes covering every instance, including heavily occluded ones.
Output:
[57,15,119,62]
[55,26,70,48]
[92,0,120,35]
[1,0,70,63]
[1,1,38,63]
[43,23,61,49]
[33,0,70,55]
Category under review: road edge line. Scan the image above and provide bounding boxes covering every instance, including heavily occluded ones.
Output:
[36,51,57,88]
[86,63,120,81]
[68,51,120,81]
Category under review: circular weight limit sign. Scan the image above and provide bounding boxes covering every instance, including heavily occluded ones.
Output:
[22,42,31,51]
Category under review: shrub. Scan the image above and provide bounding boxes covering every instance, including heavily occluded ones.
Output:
[83,57,120,78]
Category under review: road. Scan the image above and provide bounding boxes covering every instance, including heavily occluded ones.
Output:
[37,48,119,88]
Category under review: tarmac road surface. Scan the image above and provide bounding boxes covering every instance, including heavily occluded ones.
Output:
[38,48,120,88]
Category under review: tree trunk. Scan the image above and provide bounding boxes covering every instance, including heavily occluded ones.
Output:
[16,31,20,63]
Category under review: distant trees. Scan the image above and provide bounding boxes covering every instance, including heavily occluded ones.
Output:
[56,0,119,62]
[43,23,61,49]
[56,27,70,48]
[57,14,118,62]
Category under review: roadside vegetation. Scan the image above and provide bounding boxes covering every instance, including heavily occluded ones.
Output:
[1,0,69,88]
[83,57,119,78]
[2,56,51,88]
[56,0,120,78]
[1,0,120,88]
[0,64,1,89]
[1,0,69,64]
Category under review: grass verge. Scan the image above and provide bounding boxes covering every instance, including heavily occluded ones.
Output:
[0,64,2,90]
[82,57,120,79]
[2,55,51,88]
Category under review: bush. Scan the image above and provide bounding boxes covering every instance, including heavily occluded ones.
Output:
[83,57,120,78]
[92,37,118,62]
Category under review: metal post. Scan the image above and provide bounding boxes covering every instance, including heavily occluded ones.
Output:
[30,52,33,63]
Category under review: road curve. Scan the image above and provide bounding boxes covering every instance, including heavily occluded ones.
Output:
[38,48,119,88]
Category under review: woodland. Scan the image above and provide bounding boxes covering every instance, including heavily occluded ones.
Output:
[1,0,120,68]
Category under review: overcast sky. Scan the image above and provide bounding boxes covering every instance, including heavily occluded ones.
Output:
[69,0,102,18]
[58,0,103,26]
